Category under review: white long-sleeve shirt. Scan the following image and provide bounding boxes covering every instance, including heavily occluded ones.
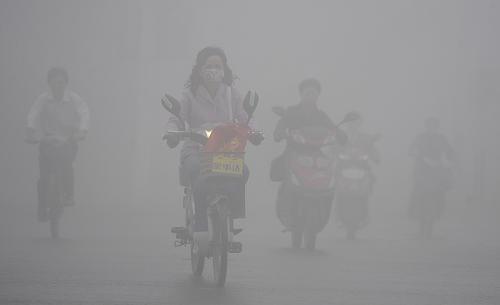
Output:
[166,84,253,161]
[27,90,89,137]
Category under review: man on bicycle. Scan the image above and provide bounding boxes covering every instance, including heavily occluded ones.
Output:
[26,67,89,222]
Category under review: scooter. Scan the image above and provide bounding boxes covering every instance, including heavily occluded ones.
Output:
[163,92,262,287]
[272,107,356,250]
[335,140,377,240]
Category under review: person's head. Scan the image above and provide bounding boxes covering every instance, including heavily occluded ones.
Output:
[299,78,321,104]
[425,117,440,133]
[47,67,68,98]
[186,46,234,93]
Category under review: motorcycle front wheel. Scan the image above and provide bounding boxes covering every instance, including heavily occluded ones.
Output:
[190,240,205,276]
[211,213,228,287]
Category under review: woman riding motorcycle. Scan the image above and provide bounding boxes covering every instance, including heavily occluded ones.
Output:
[164,47,263,239]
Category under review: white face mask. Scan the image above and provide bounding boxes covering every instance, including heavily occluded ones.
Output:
[203,68,224,83]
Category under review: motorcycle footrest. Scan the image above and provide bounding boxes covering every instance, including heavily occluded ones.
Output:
[174,239,188,247]
[228,241,242,253]
[171,227,189,240]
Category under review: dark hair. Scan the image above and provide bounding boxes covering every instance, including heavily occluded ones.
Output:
[299,78,321,93]
[47,67,69,83]
[186,46,234,93]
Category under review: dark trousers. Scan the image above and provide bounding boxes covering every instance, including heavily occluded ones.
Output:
[182,152,248,232]
[38,141,78,214]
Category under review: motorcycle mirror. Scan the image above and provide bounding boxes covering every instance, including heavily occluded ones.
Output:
[243,91,259,118]
[339,111,361,126]
[272,106,286,117]
[161,94,182,117]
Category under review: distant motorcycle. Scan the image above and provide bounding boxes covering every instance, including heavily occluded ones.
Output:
[272,107,355,250]
[163,93,262,287]
[334,136,379,240]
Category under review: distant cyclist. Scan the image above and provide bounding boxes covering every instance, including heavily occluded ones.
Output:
[26,67,89,222]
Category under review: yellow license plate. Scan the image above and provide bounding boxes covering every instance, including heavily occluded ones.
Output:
[211,155,244,176]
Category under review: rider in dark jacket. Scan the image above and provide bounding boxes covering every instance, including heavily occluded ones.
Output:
[271,78,344,180]
[273,78,335,144]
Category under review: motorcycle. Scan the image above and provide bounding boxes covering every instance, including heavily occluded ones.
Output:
[334,136,379,240]
[272,107,355,250]
[162,92,262,287]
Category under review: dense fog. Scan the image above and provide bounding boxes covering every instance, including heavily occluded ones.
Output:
[1,1,499,304]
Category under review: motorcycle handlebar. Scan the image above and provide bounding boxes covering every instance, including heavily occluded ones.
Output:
[165,129,264,147]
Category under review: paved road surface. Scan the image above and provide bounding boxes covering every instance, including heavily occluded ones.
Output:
[1,209,499,305]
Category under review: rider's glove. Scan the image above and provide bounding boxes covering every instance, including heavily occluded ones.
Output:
[164,133,180,148]
[248,132,264,146]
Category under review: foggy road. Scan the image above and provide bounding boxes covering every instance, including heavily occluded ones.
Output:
[1,1,500,305]
[1,218,499,305]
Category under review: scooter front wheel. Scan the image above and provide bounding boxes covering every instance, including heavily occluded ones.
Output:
[211,214,228,287]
